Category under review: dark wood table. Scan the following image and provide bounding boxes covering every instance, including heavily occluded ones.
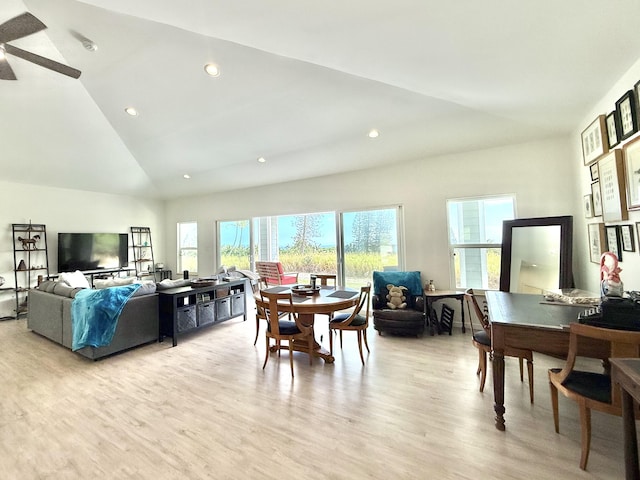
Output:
[255,286,360,363]
[424,290,466,334]
[611,358,640,480]
[485,291,609,430]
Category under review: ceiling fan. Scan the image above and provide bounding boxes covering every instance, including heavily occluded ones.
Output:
[0,12,81,80]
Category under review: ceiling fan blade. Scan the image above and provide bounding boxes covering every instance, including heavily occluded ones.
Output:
[0,12,46,44]
[4,44,81,79]
[0,56,17,80]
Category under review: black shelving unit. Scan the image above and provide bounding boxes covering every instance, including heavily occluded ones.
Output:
[131,226,157,281]
[12,223,48,318]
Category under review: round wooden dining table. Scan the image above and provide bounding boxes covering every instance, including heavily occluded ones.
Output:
[255,285,359,363]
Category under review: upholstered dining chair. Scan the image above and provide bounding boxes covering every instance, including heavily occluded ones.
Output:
[329,283,371,365]
[253,278,287,346]
[465,288,534,403]
[549,322,640,470]
[258,290,314,377]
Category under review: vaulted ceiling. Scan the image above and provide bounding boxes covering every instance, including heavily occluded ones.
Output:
[3,0,640,199]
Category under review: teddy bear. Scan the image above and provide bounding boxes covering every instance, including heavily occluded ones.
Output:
[386,284,408,309]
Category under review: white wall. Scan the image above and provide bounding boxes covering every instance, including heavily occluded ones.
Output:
[573,57,640,294]
[0,181,164,318]
[164,136,577,291]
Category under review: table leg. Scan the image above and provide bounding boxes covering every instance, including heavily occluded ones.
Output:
[493,349,506,431]
[621,390,640,480]
[459,296,466,333]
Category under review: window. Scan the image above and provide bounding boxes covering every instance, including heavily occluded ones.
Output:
[218,220,251,270]
[341,207,402,288]
[447,196,515,290]
[178,222,198,275]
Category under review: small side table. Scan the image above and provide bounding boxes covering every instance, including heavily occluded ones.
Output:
[610,358,640,480]
[424,290,466,335]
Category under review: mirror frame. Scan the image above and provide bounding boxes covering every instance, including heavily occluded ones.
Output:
[499,215,573,292]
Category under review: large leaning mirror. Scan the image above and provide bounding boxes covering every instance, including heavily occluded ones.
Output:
[499,216,573,293]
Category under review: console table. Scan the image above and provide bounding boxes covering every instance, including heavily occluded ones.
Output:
[611,358,640,480]
[158,279,246,346]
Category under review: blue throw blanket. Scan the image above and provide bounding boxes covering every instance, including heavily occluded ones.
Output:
[71,284,141,351]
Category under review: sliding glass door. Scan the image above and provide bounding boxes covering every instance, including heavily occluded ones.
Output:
[215,207,402,288]
[341,207,401,288]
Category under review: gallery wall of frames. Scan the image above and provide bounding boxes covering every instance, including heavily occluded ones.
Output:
[582,81,640,264]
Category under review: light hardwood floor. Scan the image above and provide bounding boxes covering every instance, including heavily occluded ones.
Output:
[0,308,627,479]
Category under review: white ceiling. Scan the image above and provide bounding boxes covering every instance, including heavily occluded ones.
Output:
[2,0,640,199]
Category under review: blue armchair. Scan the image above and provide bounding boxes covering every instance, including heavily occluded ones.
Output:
[371,271,426,336]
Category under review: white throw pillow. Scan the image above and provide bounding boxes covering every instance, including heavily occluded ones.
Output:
[58,270,91,289]
[94,277,135,289]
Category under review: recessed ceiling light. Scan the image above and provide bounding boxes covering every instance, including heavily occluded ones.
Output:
[82,40,98,52]
[183,174,191,179]
[124,107,138,116]
[368,129,379,138]
[257,157,266,163]
[204,63,220,77]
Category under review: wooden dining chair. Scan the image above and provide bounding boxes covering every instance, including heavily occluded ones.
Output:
[329,283,371,365]
[258,290,314,377]
[465,288,534,403]
[549,322,640,470]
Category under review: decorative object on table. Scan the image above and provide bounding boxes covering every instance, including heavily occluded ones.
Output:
[588,223,606,264]
[615,90,638,141]
[606,226,622,261]
[606,110,620,148]
[598,149,628,222]
[583,194,594,218]
[386,284,408,309]
[581,114,608,165]
[591,181,603,216]
[426,279,436,292]
[190,278,218,288]
[589,162,599,181]
[622,135,640,210]
[600,251,623,297]
[621,224,635,252]
[17,259,26,271]
[291,284,320,296]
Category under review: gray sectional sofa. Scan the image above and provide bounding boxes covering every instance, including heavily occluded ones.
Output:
[28,281,159,360]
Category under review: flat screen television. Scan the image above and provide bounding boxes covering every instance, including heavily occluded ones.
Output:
[58,233,128,272]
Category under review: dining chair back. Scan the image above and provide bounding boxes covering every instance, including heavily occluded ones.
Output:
[255,261,298,286]
[549,322,640,470]
[329,283,371,365]
[439,303,455,335]
[258,290,314,377]
[465,288,534,402]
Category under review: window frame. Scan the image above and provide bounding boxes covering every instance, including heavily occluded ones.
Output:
[177,221,198,276]
[447,195,516,290]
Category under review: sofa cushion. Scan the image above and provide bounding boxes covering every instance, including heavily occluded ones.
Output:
[52,282,84,298]
[58,270,91,289]
[94,277,135,289]
[132,280,157,296]
[157,278,191,290]
[38,280,58,293]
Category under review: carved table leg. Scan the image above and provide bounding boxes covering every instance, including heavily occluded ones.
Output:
[493,349,506,431]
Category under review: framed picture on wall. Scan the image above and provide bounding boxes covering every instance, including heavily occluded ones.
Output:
[606,111,620,148]
[590,162,599,181]
[598,149,628,222]
[581,115,608,165]
[621,224,635,252]
[583,194,594,218]
[615,90,638,141]
[591,181,603,217]
[588,223,606,264]
[623,135,640,210]
[606,225,622,261]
